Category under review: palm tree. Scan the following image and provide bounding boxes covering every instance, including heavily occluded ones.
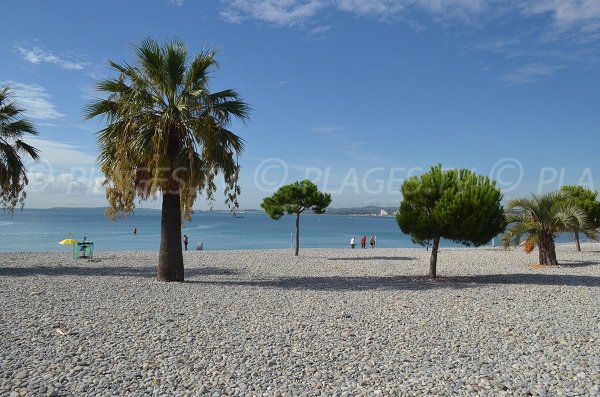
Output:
[0,86,40,211]
[85,38,250,282]
[502,191,593,266]
[559,185,600,251]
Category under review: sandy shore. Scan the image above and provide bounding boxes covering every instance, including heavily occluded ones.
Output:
[0,246,598,396]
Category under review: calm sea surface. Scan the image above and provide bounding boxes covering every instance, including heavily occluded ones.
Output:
[0,208,577,252]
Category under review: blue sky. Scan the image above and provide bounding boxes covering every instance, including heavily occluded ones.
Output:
[1,0,599,209]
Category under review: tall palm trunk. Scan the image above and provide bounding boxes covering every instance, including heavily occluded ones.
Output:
[429,236,441,278]
[158,129,185,281]
[574,231,581,251]
[538,233,559,266]
[157,192,184,281]
[295,213,300,256]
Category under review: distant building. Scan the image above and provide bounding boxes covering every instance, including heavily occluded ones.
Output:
[380,209,389,216]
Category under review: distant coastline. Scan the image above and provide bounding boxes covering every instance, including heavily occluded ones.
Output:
[42,205,399,217]
[197,205,397,216]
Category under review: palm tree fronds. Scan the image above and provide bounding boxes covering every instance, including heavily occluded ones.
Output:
[86,38,249,219]
[0,85,40,211]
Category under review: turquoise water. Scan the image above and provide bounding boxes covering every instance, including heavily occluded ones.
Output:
[1,208,413,252]
[0,208,578,252]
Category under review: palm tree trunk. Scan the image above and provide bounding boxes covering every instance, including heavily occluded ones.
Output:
[157,192,184,281]
[295,213,300,256]
[574,231,581,251]
[538,235,559,266]
[547,239,559,266]
[429,236,440,278]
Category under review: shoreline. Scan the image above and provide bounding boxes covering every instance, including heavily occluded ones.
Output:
[1,239,596,255]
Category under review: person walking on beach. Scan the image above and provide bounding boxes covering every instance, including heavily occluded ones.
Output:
[350,236,356,249]
[361,235,367,249]
[370,235,375,248]
[183,234,188,251]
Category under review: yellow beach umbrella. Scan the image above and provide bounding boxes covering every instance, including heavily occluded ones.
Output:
[58,238,78,245]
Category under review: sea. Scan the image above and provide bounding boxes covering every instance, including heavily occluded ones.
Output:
[0,208,580,252]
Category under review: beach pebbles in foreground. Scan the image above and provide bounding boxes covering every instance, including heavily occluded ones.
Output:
[0,247,598,396]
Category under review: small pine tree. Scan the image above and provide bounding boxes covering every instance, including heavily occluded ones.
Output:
[396,165,505,277]
[261,180,331,256]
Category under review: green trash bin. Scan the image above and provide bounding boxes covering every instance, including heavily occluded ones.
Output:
[73,241,94,259]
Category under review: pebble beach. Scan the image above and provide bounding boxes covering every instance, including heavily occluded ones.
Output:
[0,246,598,396]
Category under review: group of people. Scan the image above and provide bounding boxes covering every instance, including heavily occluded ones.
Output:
[350,235,376,249]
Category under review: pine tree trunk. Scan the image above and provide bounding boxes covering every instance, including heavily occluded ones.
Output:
[429,236,440,278]
[295,213,300,256]
[157,192,184,281]
[574,231,581,251]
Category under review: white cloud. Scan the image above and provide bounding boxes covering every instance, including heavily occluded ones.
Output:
[221,0,324,25]
[27,171,104,195]
[502,63,565,84]
[416,0,484,13]
[1,81,64,120]
[414,0,486,22]
[24,137,97,166]
[16,45,86,71]
[22,138,104,205]
[336,0,405,16]
[220,0,489,26]
[309,25,331,34]
[220,0,600,37]
[524,0,600,30]
[37,122,59,128]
